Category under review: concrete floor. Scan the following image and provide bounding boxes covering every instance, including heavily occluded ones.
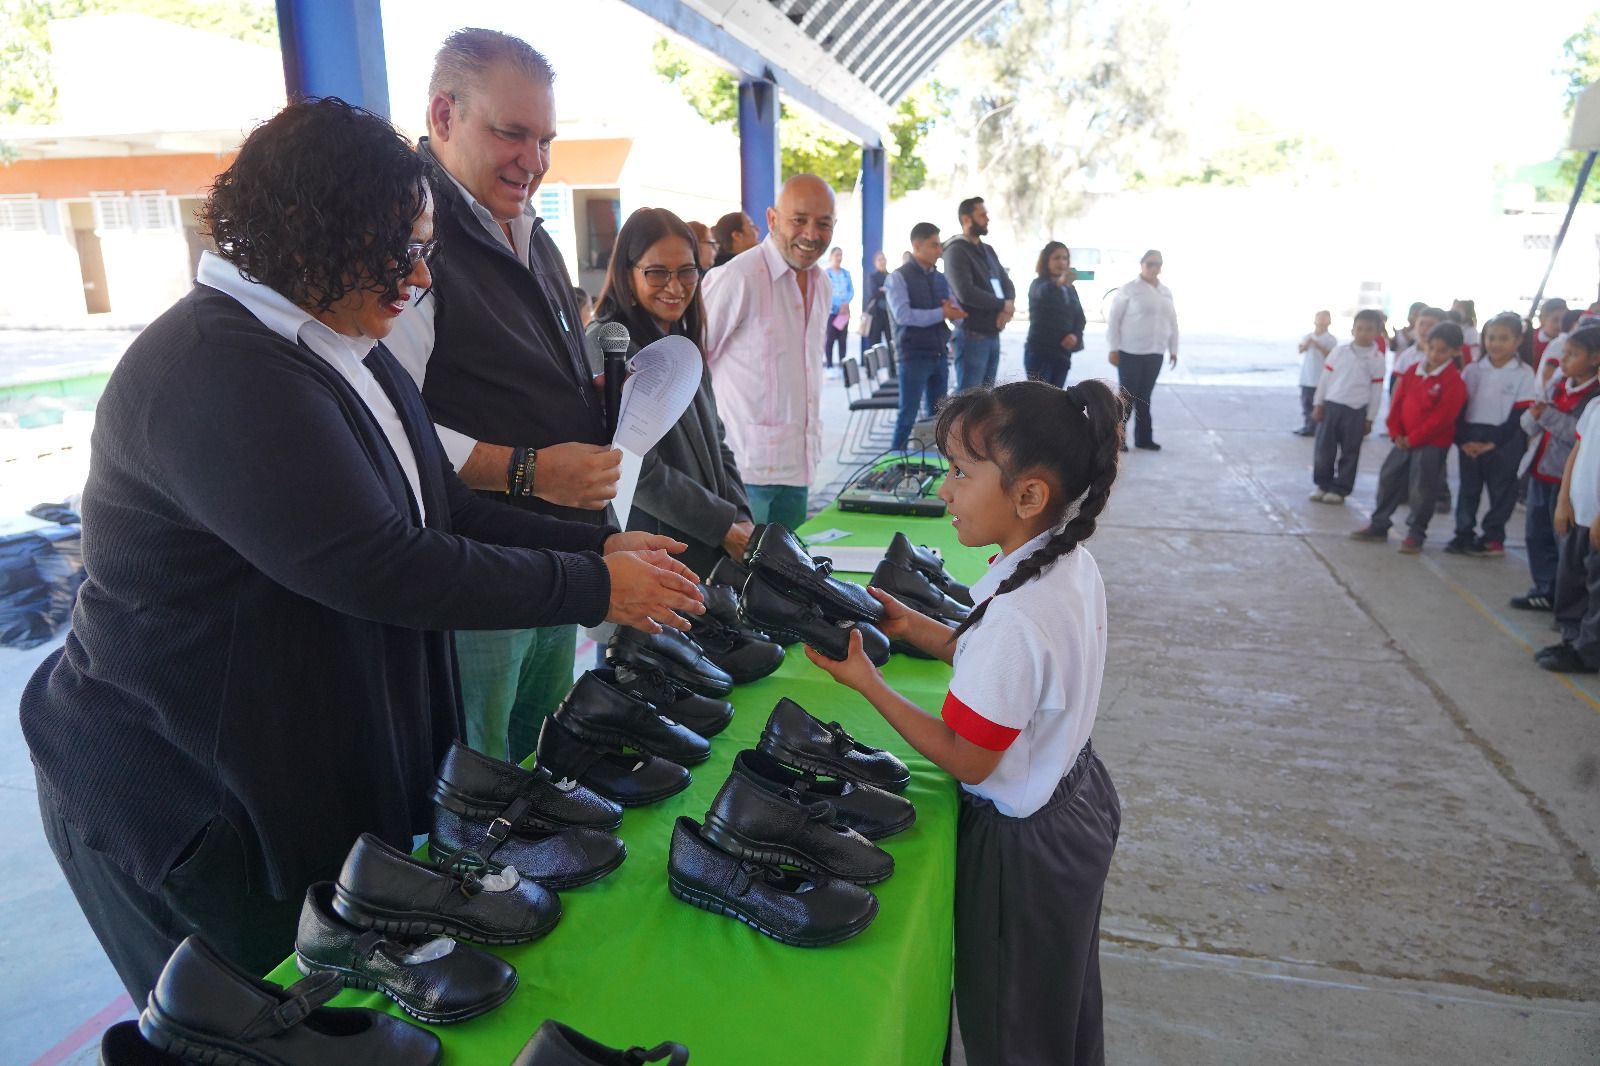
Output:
[3,346,1598,1062]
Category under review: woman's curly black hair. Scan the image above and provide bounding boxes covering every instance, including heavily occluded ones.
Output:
[202,97,429,313]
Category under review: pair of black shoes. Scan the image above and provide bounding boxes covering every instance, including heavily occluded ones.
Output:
[736,524,892,665]
[666,701,916,948]
[537,669,703,808]
[708,555,796,647]
[513,1020,688,1065]
[1537,640,1599,673]
[431,742,628,891]
[688,582,786,683]
[885,530,973,607]
[132,935,442,1064]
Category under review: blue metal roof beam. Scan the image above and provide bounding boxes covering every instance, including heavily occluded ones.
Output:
[621,0,885,146]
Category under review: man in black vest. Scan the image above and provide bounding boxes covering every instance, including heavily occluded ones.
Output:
[386,29,623,765]
[884,222,967,451]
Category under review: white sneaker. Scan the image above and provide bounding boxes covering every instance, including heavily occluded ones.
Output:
[1322,492,1345,505]
[1308,489,1326,502]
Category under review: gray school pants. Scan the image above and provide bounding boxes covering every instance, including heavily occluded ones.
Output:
[1369,442,1449,540]
[1554,525,1600,666]
[954,740,1121,1066]
[1313,400,1367,495]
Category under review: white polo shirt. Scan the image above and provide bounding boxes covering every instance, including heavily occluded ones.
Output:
[1312,341,1386,418]
[1461,357,1538,426]
[1298,331,1337,389]
[941,528,1108,818]
[1571,401,1600,528]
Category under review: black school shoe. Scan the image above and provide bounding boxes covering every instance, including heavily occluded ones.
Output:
[702,761,894,884]
[666,816,879,948]
[610,661,733,738]
[607,625,734,698]
[709,556,796,646]
[738,569,891,666]
[1536,641,1599,673]
[869,558,971,624]
[732,749,915,840]
[689,584,786,683]
[557,670,711,766]
[536,715,692,807]
[747,523,886,624]
[886,530,973,606]
[295,882,516,1024]
[512,1020,689,1065]
[434,742,623,831]
[431,806,625,891]
[138,936,441,1066]
[332,833,561,946]
[100,1021,183,1065]
[757,697,911,792]
[1443,534,1473,555]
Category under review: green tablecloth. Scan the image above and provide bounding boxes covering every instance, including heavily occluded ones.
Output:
[270,503,981,1065]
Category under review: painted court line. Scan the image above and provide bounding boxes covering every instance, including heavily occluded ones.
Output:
[30,992,132,1066]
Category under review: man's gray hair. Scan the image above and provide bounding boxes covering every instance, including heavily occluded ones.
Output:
[428,28,554,125]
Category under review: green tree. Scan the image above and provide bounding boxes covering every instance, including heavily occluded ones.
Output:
[1,0,276,123]
[938,0,1182,232]
[650,37,946,198]
[1145,110,1338,188]
[1543,11,1600,202]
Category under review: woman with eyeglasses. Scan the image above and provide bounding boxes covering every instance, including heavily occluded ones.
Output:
[21,99,702,1003]
[585,207,754,576]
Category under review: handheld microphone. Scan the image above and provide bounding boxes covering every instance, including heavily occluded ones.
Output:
[596,321,631,442]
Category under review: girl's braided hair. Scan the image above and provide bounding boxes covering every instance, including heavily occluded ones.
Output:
[935,379,1127,641]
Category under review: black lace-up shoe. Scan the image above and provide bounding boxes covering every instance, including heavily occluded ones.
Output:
[138,936,442,1065]
[332,833,561,946]
[732,749,915,840]
[434,742,622,832]
[757,698,910,792]
[747,523,885,623]
[294,882,517,1024]
[687,594,786,683]
[611,662,733,738]
[666,816,879,947]
[869,558,971,624]
[702,761,894,884]
[556,669,711,766]
[512,1019,690,1065]
[886,530,973,606]
[738,569,890,666]
[607,625,734,697]
[535,715,692,807]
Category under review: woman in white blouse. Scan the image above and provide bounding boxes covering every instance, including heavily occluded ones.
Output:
[1106,250,1179,451]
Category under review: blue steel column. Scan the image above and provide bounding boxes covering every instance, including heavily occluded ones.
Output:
[276,0,390,116]
[861,144,886,290]
[739,78,780,238]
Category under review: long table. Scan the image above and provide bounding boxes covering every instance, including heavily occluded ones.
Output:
[269,503,980,1065]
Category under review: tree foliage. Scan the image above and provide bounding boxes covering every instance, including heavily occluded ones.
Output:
[936,0,1181,233]
[1546,11,1600,202]
[650,37,946,199]
[1138,110,1338,188]
[1,0,276,122]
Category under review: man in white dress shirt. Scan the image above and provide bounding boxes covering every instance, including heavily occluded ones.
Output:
[701,174,836,531]
[1106,250,1179,451]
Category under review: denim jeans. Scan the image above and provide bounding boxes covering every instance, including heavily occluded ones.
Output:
[455,624,579,765]
[893,355,950,450]
[953,329,1001,392]
[745,483,809,531]
[1526,477,1560,597]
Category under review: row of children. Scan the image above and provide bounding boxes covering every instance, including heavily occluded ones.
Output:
[1295,301,1600,674]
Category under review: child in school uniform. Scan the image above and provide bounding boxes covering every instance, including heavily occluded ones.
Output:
[1295,310,1337,436]
[1351,322,1468,553]
[1391,306,1445,388]
[1310,309,1387,504]
[807,379,1124,1066]
[1514,327,1600,611]
[1538,385,1600,674]
[1447,314,1539,556]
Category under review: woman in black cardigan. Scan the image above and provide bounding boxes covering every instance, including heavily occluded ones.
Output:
[584,207,754,578]
[1025,241,1087,388]
[20,99,702,1002]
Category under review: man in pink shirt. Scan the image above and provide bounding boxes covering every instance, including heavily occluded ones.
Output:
[702,174,836,531]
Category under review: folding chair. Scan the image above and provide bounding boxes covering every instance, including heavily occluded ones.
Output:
[838,357,897,459]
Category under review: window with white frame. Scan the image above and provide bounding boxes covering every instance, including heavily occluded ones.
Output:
[0,194,44,231]
[91,192,132,231]
[132,189,175,230]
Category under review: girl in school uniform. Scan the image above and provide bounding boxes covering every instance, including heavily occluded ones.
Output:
[807,378,1125,1066]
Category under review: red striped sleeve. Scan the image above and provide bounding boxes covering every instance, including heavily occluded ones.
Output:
[1512,399,1535,409]
[942,691,1021,751]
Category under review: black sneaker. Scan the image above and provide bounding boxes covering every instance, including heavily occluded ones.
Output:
[1442,535,1473,555]
[1510,593,1554,612]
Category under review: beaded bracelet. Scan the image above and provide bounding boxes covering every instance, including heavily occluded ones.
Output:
[508,446,538,497]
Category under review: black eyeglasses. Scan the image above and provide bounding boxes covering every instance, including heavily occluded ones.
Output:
[637,265,701,289]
